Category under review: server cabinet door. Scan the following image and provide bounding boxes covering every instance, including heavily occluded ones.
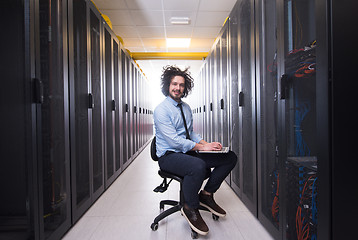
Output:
[37,0,72,238]
[257,0,281,238]
[280,1,317,239]
[239,0,257,215]
[203,65,208,141]
[104,27,115,186]
[113,39,122,173]
[133,68,138,153]
[89,7,104,198]
[69,0,91,222]
[126,58,132,161]
[221,26,230,148]
[121,50,128,165]
[229,3,242,198]
[229,0,257,214]
[2,1,40,238]
[214,40,222,143]
[208,57,214,142]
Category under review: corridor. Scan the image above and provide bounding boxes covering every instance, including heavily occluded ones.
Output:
[62,142,273,240]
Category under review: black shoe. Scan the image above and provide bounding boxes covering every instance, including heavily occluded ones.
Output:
[199,191,226,217]
[181,204,209,236]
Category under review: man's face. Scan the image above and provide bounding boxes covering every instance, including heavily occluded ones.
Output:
[169,76,185,102]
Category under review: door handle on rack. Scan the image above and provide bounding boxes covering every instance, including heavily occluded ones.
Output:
[239,92,244,107]
[88,93,94,109]
[220,99,224,109]
[112,100,116,111]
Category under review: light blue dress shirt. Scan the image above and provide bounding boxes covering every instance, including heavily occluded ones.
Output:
[154,96,203,157]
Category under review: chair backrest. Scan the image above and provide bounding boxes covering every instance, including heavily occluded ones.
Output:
[150,136,159,161]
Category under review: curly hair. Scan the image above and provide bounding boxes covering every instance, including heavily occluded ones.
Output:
[160,65,194,98]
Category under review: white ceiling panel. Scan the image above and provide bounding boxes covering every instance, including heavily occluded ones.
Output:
[131,10,164,26]
[141,39,166,48]
[125,0,163,10]
[165,26,193,38]
[136,26,166,38]
[198,0,237,11]
[163,0,201,11]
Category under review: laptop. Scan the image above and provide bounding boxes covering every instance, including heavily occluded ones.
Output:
[196,123,236,154]
[197,146,229,154]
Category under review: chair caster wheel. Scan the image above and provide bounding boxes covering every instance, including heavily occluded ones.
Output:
[212,214,219,221]
[151,222,158,231]
[191,229,198,239]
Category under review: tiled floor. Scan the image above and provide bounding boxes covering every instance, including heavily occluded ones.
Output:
[62,143,274,240]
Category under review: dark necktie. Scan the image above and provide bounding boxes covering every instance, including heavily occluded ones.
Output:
[178,103,191,140]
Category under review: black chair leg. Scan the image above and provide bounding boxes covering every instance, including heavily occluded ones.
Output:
[153,204,182,225]
[160,200,179,210]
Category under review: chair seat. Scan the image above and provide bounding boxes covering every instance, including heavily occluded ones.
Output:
[158,170,183,182]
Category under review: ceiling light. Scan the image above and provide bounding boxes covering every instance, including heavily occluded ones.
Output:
[170,17,190,25]
[166,38,191,48]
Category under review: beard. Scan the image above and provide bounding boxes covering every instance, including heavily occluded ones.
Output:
[169,90,183,101]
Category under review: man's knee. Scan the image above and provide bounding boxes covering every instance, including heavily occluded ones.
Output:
[227,151,238,168]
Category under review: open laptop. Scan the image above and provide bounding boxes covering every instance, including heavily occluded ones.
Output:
[197,146,229,154]
[196,123,236,154]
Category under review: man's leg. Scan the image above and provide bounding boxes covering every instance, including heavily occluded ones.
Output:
[158,152,207,209]
[197,151,237,193]
[158,152,209,235]
[196,151,237,217]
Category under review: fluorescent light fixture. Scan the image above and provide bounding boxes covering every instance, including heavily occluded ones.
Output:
[170,17,190,25]
[166,38,191,48]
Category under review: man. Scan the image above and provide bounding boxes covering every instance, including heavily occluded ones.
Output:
[153,65,237,236]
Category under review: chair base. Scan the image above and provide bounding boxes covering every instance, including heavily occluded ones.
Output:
[151,199,215,227]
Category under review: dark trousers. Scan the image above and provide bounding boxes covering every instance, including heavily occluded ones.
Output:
[158,151,237,209]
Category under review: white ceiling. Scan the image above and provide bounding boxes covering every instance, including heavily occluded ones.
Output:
[93,0,236,106]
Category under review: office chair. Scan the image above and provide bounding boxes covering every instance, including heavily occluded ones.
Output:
[149,136,219,239]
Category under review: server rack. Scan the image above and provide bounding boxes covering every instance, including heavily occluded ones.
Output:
[113,37,123,176]
[256,0,281,238]
[221,26,230,149]
[227,0,258,214]
[214,38,221,143]
[192,0,357,239]
[68,0,105,222]
[1,0,72,239]
[2,0,152,239]
[120,49,128,166]
[103,23,123,188]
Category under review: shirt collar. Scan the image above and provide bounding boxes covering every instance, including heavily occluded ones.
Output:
[166,96,183,107]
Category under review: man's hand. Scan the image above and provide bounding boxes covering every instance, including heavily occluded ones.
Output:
[192,141,222,151]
